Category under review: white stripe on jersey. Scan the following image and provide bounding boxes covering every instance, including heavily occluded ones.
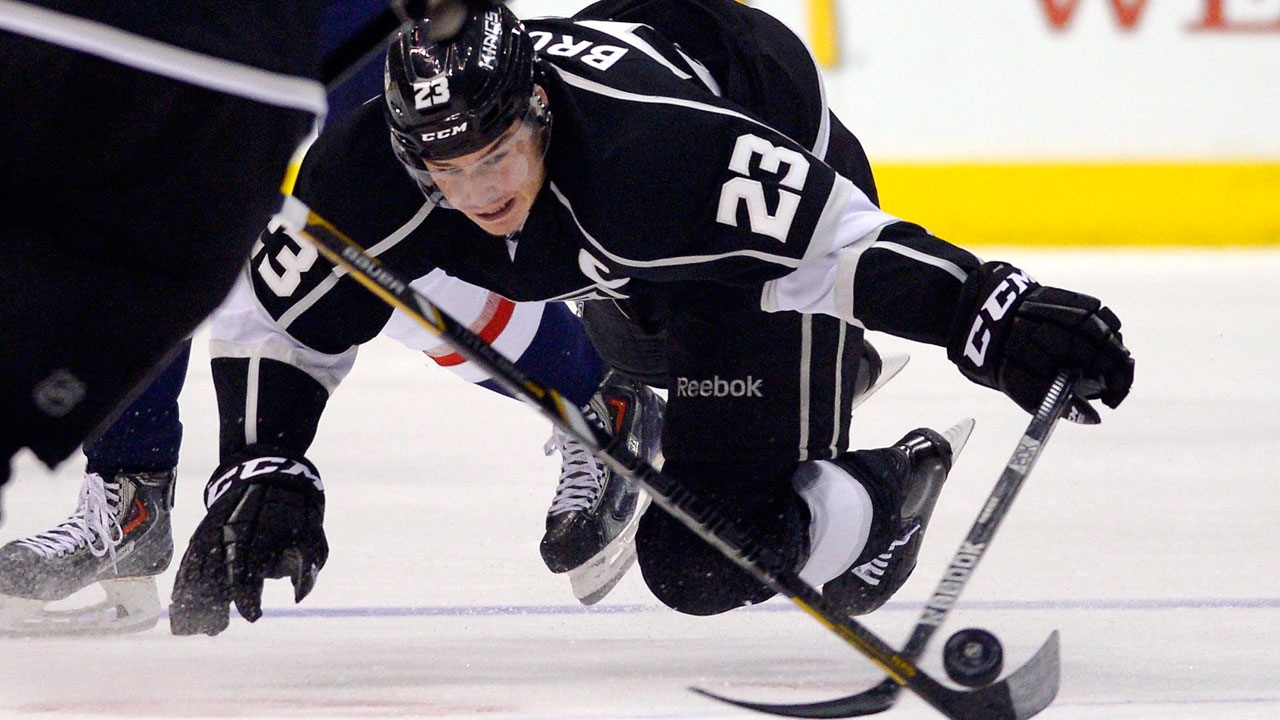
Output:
[210,273,358,393]
[552,64,778,139]
[548,66,879,276]
[829,320,847,458]
[798,315,813,460]
[549,181,804,273]
[673,45,723,97]
[574,21,693,80]
[875,242,969,283]
[799,36,831,159]
[0,0,326,115]
[572,20,724,97]
[245,355,261,446]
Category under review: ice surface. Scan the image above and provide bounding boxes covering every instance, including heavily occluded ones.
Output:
[2,249,1277,719]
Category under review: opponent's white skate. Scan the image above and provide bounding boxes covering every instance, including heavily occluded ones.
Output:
[0,469,175,636]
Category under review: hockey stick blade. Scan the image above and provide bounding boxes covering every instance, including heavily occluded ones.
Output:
[696,371,1079,718]
[278,198,1058,720]
[692,630,1059,720]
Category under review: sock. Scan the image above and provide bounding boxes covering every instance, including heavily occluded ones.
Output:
[794,460,875,586]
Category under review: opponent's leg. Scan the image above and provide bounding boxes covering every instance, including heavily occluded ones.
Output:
[541,370,664,604]
[0,347,188,635]
[0,469,176,636]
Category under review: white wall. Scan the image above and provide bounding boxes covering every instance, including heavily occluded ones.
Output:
[510,0,1280,161]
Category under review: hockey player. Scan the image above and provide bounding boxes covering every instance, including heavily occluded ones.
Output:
[0,1,324,501]
[173,0,1131,625]
[165,236,663,636]
[0,0,398,634]
[2,0,652,634]
[362,0,1134,617]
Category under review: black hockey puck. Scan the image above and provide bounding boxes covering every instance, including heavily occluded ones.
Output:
[943,628,1004,687]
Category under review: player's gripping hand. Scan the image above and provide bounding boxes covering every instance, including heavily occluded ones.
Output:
[170,452,327,636]
[947,261,1134,423]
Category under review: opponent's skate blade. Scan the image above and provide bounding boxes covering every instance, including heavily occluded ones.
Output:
[0,576,161,637]
[944,417,977,460]
[569,493,652,605]
[849,353,909,413]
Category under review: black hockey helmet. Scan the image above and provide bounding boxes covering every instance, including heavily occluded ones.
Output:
[385,3,542,168]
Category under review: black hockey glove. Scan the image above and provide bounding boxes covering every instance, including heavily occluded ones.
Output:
[170,453,327,636]
[947,261,1134,423]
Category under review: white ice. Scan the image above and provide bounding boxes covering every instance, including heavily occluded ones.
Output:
[1,249,1277,720]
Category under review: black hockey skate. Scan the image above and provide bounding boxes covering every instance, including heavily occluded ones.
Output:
[541,370,663,604]
[0,469,175,635]
[822,420,973,616]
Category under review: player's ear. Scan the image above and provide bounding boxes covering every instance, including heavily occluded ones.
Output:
[531,84,550,121]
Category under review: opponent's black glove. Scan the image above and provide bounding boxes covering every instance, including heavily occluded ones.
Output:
[170,453,327,636]
[947,261,1134,422]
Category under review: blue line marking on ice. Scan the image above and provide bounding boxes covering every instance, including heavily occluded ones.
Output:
[173,596,1280,620]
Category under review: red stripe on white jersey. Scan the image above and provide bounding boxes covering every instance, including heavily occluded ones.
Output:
[425,293,516,367]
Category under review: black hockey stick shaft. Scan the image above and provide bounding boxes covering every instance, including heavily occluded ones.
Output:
[703,370,1078,718]
[278,198,1054,720]
[322,0,493,89]
[321,0,427,88]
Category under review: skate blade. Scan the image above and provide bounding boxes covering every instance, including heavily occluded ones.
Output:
[849,353,909,413]
[568,492,652,605]
[0,576,161,637]
[944,417,977,460]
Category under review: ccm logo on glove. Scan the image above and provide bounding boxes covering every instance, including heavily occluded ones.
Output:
[961,268,1037,368]
[205,456,323,507]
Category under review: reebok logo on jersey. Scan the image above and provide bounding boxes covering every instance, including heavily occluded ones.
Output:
[675,375,763,398]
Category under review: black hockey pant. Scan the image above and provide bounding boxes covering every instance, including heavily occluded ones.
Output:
[0,33,312,486]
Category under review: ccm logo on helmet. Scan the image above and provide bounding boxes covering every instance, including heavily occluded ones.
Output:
[421,122,469,142]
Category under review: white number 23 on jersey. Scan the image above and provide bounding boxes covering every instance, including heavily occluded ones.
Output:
[715,133,810,242]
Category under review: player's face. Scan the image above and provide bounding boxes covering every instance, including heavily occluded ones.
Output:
[425,119,547,236]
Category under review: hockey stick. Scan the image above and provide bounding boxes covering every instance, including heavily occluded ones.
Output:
[321,0,427,88]
[275,196,1059,720]
[695,370,1078,718]
[322,0,489,89]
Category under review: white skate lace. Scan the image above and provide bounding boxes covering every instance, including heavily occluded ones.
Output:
[15,473,124,566]
[544,427,607,516]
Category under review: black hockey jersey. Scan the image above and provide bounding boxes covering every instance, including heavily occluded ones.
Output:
[274,8,981,355]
